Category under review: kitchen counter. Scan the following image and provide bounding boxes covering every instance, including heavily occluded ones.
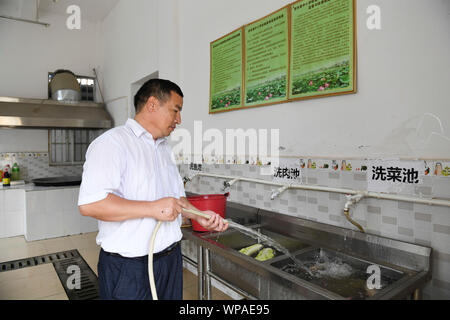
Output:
[0,183,97,241]
[0,183,80,192]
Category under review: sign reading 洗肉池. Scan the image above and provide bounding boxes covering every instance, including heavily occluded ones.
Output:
[367,160,425,193]
[289,0,356,100]
[272,158,303,183]
[209,28,244,113]
[244,7,289,108]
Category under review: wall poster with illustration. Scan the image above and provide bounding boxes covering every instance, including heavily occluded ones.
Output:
[289,0,356,100]
[209,28,244,113]
[209,0,356,114]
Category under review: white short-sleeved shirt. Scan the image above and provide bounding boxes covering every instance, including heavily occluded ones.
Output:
[78,119,186,257]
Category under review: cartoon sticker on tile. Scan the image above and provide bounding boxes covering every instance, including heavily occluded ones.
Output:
[341,160,352,171]
[434,162,442,176]
[307,159,316,169]
[424,161,430,175]
[332,160,339,171]
[435,162,450,176]
[300,159,305,169]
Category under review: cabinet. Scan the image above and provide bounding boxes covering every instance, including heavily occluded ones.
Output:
[25,187,97,241]
[0,189,25,238]
[0,187,98,241]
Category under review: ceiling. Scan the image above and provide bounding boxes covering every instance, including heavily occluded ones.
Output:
[0,0,120,23]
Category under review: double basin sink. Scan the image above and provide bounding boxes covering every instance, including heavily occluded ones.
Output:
[183,202,432,300]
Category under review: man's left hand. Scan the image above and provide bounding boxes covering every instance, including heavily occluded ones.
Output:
[196,210,228,232]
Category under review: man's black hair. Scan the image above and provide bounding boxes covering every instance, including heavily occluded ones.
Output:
[134,78,183,113]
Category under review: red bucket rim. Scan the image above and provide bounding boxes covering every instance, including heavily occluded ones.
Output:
[187,193,229,201]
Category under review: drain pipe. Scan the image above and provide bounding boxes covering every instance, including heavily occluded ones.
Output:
[343,193,366,233]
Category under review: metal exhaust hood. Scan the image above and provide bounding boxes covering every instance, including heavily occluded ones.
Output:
[0,96,113,129]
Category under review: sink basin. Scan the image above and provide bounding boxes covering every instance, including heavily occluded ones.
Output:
[271,248,407,300]
[205,226,311,260]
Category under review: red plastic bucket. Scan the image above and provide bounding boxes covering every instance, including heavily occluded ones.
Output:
[187,193,228,232]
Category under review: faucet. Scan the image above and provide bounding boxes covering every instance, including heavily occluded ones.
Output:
[270,185,290,200]
[222,178,240,192]
[183,172,200,186]
[343,192,366,233]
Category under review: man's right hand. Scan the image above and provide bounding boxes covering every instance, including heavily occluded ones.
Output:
[152,197,183,221]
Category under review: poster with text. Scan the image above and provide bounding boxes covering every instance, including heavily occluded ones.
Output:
[289,0,356,100]
[210,28,244,113]
[244,7,289,108]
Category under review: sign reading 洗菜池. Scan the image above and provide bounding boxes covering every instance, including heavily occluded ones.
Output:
[367,160,425,193]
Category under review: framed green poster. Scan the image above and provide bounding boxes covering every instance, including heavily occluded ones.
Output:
[209,28,244,113]
[289,0,356,100]
[244,7,290,108]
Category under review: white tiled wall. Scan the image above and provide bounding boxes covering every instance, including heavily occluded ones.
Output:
[0,152,82,181]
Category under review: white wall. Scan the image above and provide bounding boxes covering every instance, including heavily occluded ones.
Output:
[98,0,160,127]
[0,10,101,152]
[175,0,450,160]
[1,0,448,159]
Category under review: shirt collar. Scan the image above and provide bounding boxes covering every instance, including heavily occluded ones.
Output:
[125,119,167,146]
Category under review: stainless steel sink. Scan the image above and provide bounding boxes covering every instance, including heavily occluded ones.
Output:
[182,201,432,300]
[271,248,406,300]
[205,226,310,259]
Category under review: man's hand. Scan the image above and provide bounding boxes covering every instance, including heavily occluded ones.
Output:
[194,210,229,232]
[152,197,183,222]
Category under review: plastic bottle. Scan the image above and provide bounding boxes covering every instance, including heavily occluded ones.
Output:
[11,163,20,181]
[2,167,11,187]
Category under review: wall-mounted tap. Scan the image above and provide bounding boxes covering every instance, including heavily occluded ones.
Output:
[222,178,240,192]
[343,192,366,233]
[183,172,200,186]
[270,185,290,200]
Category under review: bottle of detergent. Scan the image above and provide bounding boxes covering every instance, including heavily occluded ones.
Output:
[11,163,20,181]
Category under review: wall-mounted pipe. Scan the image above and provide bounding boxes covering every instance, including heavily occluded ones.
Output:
[183,172,200,186]
[271,185,290,200]
[343,193,366,233]
[186,172,450,208]
[222,178,241,192]
[184,172,450,231]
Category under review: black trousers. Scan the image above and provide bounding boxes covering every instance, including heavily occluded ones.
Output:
[97,244,183,300]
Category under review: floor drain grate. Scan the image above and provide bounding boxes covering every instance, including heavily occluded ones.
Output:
[0,249,79,272]
[52,253,99,300]
[0,249,99,300]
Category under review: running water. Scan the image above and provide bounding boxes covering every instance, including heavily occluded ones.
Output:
[227,220,314,276]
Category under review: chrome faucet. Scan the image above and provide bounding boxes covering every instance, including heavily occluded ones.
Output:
[183,172,200,185]
[270,185,290,200]
[222,178,240,192]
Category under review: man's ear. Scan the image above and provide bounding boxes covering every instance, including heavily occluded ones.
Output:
[144,96,159,113]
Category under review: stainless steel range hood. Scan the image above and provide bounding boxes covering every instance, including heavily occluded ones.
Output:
[0,96,113,129]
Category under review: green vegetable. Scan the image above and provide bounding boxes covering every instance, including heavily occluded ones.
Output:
[239,244,263,256]
[255,248,275,261]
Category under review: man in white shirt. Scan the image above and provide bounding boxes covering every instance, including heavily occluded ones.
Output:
[78,79,228,300]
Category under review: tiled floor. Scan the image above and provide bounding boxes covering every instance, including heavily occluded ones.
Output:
[0,232,232,300]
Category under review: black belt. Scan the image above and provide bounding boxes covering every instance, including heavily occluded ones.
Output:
[103,241,180,261]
